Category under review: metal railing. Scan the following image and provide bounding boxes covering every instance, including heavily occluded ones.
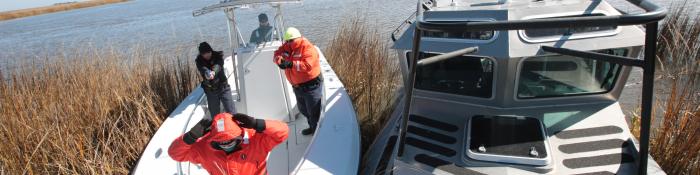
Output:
[396,0,666,174]
[390,11,416,42]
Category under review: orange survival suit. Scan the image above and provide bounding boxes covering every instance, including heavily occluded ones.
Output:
[169,113,289,175]
[273,37,321,86]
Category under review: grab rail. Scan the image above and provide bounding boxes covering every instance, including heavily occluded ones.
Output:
[390,11,416,42]
[414,0,665,32]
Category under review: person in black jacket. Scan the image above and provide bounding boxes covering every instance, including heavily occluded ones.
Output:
[249,13,274,45]
[196,42,236,118]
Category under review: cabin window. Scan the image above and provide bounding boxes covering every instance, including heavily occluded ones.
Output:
[517,48,627,98]
[424,30,495,40]
[522,14,617,38]
[411,52,495,98]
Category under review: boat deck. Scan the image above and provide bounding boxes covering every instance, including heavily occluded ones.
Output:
[133,45,360,175]
[389,100,665,174]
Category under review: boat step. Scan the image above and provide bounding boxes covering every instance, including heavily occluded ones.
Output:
[558,139,630,154]
[562,153,635,169]
[409,114,459,132]
[414,154,485,175]
[554,126,623,139]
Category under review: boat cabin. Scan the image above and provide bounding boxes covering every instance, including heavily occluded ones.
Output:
[363,0,666,174]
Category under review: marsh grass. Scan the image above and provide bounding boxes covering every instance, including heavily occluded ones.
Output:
[324,17,402,153]
[0,46,198,174]
[630,3,700,175]
[0,0,129,21]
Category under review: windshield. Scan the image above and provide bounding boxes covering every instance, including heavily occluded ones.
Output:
[517,48,628,98]
[413,52,495,98]
[523,14,616,38]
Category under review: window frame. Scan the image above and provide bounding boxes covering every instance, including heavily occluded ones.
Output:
[422,18,500,44]
[406,51,498,99]
[514,48,627,99]
[517,11,621,43]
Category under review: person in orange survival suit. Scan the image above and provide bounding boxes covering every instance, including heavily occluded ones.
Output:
[273,27,323,136]
[169,113,288,175]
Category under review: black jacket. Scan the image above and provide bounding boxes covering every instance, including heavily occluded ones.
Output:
[195,51,228,92]
[249,26,274,44]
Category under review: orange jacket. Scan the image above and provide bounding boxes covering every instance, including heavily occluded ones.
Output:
[169,114,289,175]
[274,37,321,86]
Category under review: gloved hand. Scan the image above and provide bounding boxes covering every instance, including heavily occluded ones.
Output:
[205,69,215,80]
[183,118,212,144]
[277,60,293,69]
[208,71,215,80]
[273,55,284,64]
[233,113,266,133]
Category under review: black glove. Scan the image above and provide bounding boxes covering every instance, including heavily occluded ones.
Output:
[278,60,293,69]
[183,118,212,144]
[233,113,266,133]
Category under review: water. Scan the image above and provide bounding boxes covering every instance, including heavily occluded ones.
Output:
[0,0,416,69]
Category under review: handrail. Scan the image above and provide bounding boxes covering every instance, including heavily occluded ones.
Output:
[414,0,665,32]
[390,11,416,42]
[396,0,666,175]
[193,0,302,17]
[416,46,478,66]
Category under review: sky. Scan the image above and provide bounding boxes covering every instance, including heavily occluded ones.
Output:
[0,0,86,12]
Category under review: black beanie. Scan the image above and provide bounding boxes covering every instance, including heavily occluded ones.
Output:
[199,42,213,54]
[258,13,268,22]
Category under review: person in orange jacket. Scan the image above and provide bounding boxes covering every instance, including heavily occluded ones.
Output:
[168,113,288,175]
[273,27,323,135]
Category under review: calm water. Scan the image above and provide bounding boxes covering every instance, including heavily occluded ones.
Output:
[0,0,415,69]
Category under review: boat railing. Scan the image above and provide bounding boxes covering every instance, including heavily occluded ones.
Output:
[390,11,416,42]
[390,0,434,42]
[397,0,666,174]
[193,0,301,17]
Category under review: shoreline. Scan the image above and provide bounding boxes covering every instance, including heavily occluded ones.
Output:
[0,0,129,21]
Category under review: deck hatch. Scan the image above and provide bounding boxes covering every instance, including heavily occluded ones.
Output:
[466,115,551,166]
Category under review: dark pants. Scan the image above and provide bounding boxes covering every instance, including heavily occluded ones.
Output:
[293,81,323,129]
[205,85,236,119]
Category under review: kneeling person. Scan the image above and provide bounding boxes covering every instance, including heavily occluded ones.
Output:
[169,113,289,175]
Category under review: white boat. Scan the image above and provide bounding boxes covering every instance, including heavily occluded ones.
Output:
[132,0,360,174]
[363,0,667,174]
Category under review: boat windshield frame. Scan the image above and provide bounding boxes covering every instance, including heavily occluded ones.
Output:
[515,48,628,99]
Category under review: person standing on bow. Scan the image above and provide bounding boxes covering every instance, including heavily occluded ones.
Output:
[272,27,323,135]
[196,42,236,118]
